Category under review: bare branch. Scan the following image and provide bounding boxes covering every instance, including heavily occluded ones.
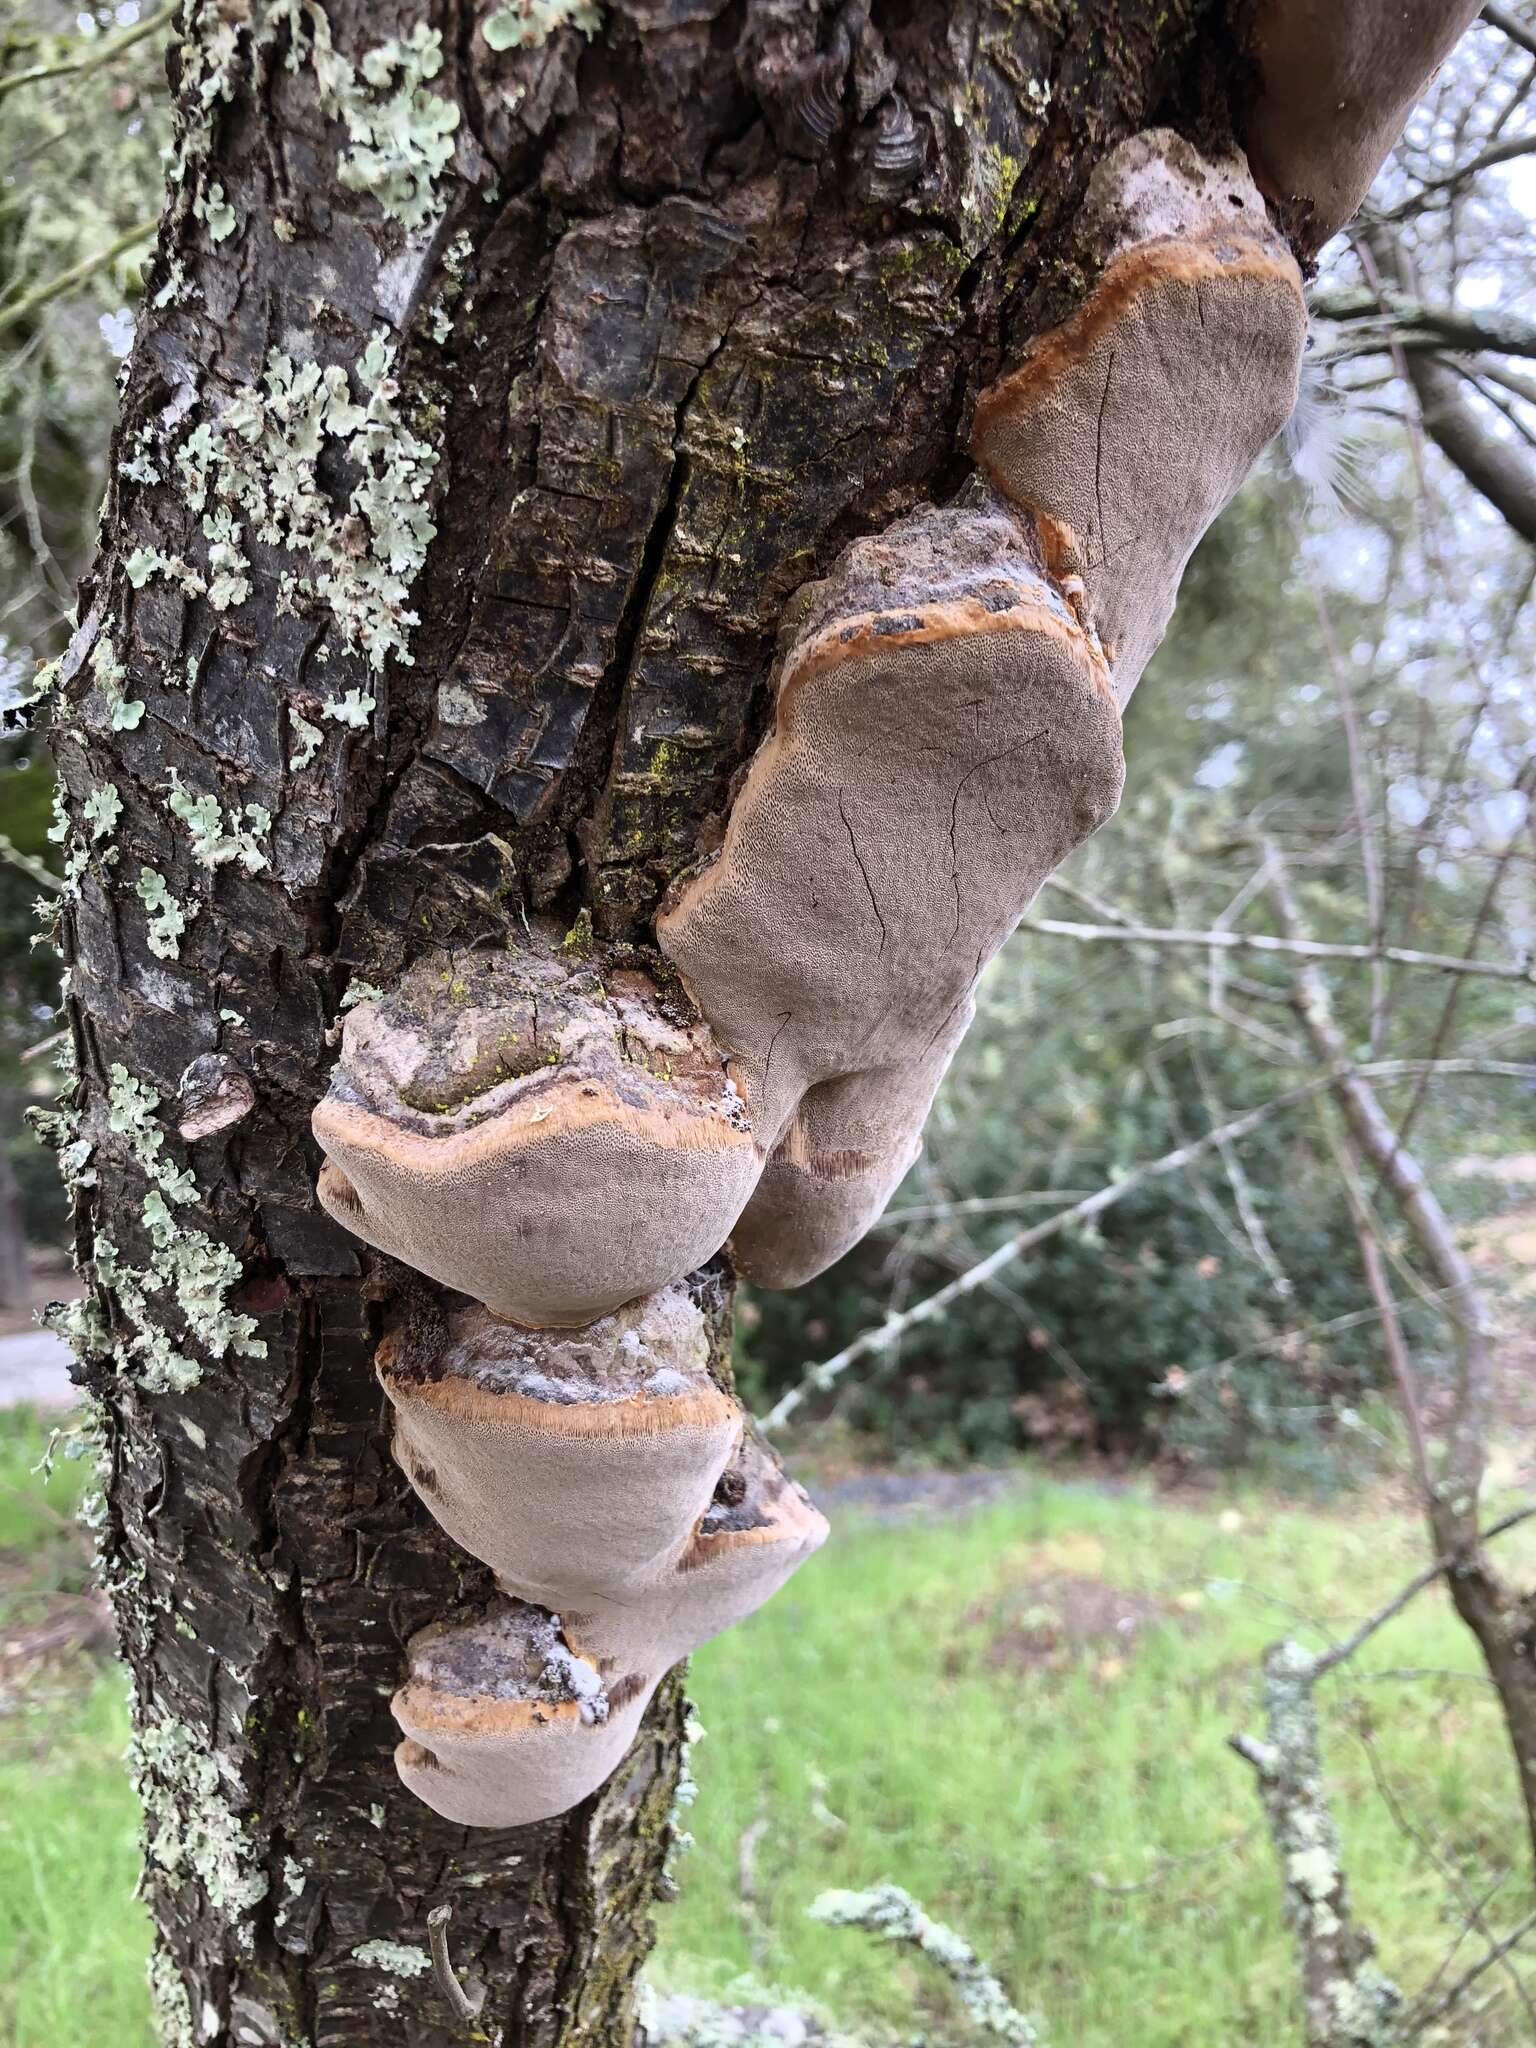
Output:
[762,1062,1536,1434]
[1022,914,1534,985]
[1482,2,1536,59]
[0,0,179,103]
[0,219,158,341]
[1309,286,1536,359]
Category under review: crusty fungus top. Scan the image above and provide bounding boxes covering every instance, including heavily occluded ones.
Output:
[312,938,756,1326]
[381,1287,827,1827]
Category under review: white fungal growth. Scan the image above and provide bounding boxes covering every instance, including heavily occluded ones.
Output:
[288,712,323,771]
[808,1886,1039,2046]
[130,1716,269,1918]
[351,1940,432,1978]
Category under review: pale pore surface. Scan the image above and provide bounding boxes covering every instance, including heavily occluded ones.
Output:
[383,1292,827,1826]
[659,500,1124,1288]
[971,132,1307,703]
[312,942,755,1325]
[1242,0,1483,252]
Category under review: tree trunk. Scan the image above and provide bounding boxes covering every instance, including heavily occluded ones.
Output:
[40,3,1247,2042]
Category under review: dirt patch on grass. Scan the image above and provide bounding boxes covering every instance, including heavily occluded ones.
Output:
[0,1590,115,1705]
[956,1571,1189,1677]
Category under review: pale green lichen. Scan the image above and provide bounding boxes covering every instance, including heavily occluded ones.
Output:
[274,4,459,230]
[88,634,146,732]
[173,335,439,680]
[127,547,208,599]
[136,867,189,960]
[352,1940,431,1977]
[484,0,602,49]
[166,773,271,873]
[322,688,376,726]
[146,1945,195,2048]
[288,711,323,771]
[199,181,237,242]
[80,1068,266,1393]
[82,784,123,841]
[154,0,247,305]
[130,1715,269,1918]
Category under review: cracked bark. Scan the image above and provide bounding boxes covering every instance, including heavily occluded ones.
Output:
[41,3,1264,2043]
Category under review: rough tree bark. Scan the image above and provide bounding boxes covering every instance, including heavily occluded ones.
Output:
[35,3,1299,2044]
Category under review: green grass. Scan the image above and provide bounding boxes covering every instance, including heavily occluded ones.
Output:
[660,1475,1536,2044]
[0,1400,1530,2047]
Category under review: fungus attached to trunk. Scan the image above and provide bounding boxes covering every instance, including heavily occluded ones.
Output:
[312,939,756,1326]
[654,132,1306,1292]
[381,1285,827,1825]
[658,491,1126,1288]
[970,131,1306,705]
[1237,0,1483,254]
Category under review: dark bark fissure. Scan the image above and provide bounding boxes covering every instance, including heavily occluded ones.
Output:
[37,2,1236,2043]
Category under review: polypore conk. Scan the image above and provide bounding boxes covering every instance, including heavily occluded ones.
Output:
[382,1285,827,1826]
[311,939,756,1326]
[1237,0,1483,254]
[657,492,1126,1290]
[970,130,1306,704]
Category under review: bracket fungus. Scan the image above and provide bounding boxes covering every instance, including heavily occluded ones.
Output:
[381,1285,827,1825]
[310,125,1315,1825]
[970,131,1306,707]
[658,492,1126,1288]
[312,939,755,1327]
[1238,0,1484,255]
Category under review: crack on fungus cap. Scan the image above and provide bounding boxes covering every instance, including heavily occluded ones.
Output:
[382,1288,827,1826]
[312,937,757,1327]
[657,490,1125,1290]
[970,130,1306,707]
[1237,0,1484,256]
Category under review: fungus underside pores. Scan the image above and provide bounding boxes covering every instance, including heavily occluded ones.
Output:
[312,127,1306,1826]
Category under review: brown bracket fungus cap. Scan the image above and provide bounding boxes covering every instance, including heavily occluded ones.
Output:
[1238,0,1483,255]
[312,940,756,1326]
[657,492,1126,1290]
[381,1285,827,1826]
[970,130,1306,705]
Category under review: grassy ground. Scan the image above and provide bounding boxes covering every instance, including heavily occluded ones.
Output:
[0,1401,1531,2046]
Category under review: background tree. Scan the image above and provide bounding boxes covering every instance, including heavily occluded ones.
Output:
[5,4,1523,2048]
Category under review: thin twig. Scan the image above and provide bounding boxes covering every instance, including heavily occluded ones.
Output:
[0,0,179,102]
[761,1063,1535,1434]
[1310,1506,1536,1682]
[1406,1909,1536,2036]
[0,219,158,340]
[425,1905,484,2025]
[1021,915,1534,984]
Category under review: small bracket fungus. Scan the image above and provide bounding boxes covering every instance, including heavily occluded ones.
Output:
[658,491,1126,1289]
[1237,0,1483,255]
[312,938,755,1326]
[381,1284,827,1826]
[970,131,1306,707]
